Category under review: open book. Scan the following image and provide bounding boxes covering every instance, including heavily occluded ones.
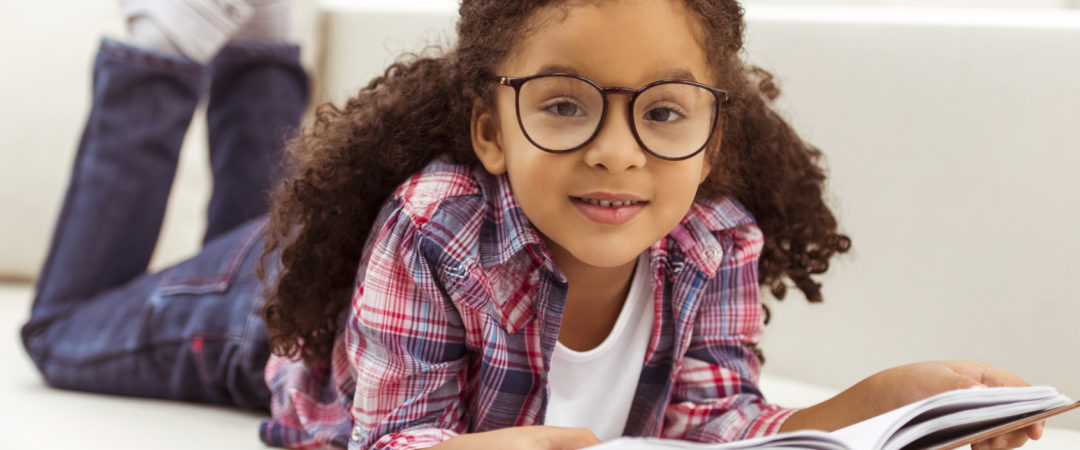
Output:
[589,386,1078,450]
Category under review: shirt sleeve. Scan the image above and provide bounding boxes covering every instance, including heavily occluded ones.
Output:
[346,201,470,450]
[661,223,799,443]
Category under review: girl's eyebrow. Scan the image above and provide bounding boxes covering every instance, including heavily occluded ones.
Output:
[649,68,698,83]
[536,64,580,75]
[535,64,699,83]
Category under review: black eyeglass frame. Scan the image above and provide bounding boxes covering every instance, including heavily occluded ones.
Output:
[497,73,729,161]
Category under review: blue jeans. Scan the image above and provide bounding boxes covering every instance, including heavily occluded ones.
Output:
[20,37,308,411]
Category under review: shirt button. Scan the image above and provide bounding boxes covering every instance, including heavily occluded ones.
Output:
[351,426,363,441]
[704,246,721,262]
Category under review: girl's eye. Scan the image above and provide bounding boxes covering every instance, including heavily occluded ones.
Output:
[643,107,683,123]
[543,100,586,117]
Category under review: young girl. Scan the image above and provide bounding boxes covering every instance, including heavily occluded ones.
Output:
[22,0,1044,449]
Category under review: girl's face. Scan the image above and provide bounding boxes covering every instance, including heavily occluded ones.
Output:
[472,0,716,269]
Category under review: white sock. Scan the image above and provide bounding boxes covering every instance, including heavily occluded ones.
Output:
[120,0,254,62]
[232,0,293,43]
[126,15,184,57]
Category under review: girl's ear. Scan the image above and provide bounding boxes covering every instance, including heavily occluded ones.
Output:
[471,98,507,175]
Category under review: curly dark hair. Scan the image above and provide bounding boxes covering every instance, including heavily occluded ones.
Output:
[258,0,852,367]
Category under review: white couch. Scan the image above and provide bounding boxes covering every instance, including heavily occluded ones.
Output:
[3,2,1079,449]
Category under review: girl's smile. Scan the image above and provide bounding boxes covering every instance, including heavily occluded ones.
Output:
[569,193,649,226]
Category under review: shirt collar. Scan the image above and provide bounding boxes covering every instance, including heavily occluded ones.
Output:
[473,165,553,272]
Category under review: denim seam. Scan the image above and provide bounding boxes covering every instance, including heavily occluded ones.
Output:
[100,37,206,75]
[238,220,270,340]
[34,332,214,367]
[157,220,264,295]
[213,41,301,63]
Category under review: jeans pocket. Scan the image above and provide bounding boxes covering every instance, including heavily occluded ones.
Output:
[156,219,266,296]
[147,219,269,396]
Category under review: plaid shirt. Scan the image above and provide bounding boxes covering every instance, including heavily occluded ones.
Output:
[259,158,797,449]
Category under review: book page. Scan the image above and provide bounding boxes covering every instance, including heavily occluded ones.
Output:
[930,400,1080,450]
[828,397,930,448]
[587,430,847,450]
[885,396,1072,449]
[586,386,1075,450]
[829,386,1069,449]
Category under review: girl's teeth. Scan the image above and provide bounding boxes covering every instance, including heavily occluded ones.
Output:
[581,198,639,207]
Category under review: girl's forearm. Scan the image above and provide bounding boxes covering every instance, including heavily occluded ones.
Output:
[778,373,887,433]
[427,425,601,450]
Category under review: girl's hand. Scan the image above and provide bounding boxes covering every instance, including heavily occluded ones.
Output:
[780,360,1044,450]
[872,361,1044,450]
[430,425,601,450]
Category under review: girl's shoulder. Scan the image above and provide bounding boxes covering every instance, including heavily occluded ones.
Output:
[380,156,520,250]
[389,156,485,219]
[663,195,762,277]
[686,195,757,233]
[377,155,546,272]
[358,156,491,280]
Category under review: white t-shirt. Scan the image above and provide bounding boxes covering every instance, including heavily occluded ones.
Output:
[544,252,655,441]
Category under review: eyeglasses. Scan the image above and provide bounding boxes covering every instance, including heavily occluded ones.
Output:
[497,73,728,161]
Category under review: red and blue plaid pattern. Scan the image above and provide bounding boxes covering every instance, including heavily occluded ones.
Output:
[259,158,796,449]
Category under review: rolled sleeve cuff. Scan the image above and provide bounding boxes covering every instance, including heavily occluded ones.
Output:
[742,406,800,440]
[369,427,460,450]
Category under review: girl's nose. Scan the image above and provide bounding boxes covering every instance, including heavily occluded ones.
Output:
[582,100,648,173]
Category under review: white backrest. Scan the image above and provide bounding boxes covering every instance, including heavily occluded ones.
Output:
[0,0,322,278]
[738,7,1080,431]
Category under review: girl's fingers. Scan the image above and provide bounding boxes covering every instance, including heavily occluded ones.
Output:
[997,430,1030,448]
[543,427,601,450]
[1026,422,1045,440]
[978,430,1029,449]
[971,428,1035,450]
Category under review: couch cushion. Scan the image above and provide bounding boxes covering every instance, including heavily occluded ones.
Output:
[6,282,1079,448]
[1,284,263,449]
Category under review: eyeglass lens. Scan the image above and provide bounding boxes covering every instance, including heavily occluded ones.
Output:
[516,76,717,159]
